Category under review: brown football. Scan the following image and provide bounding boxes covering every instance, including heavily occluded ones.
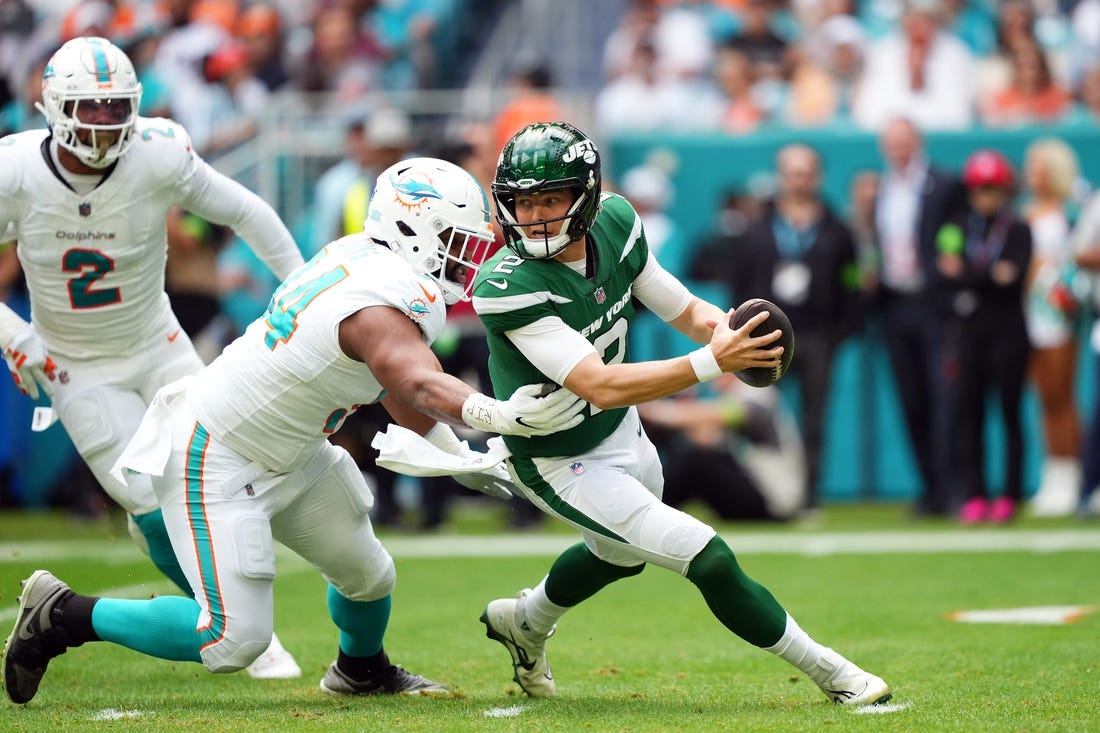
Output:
[729,298,795,387]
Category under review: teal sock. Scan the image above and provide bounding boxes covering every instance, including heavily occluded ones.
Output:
[327,585,391,657]
[131,510,193,597]
[543,542,644,607]
[91,596,203,662]
[686,537,788,647]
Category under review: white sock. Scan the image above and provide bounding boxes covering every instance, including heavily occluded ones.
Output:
[763,613,842,686]
[520,579,567,637]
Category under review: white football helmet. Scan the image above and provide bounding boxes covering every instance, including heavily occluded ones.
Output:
[37,36,143,169]
[363,157,495,304]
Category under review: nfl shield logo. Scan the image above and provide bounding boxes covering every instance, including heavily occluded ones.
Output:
[78,203,91,217]
[570,462,585,475]
[594,287,606,304]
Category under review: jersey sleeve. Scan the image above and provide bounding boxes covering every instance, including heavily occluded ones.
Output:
[149,117,304,280]
[634,252,693,321]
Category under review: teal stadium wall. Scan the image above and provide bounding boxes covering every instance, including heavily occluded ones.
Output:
[610,125,1100,502]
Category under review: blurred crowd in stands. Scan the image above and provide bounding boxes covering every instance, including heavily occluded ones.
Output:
[2,0,1100,529]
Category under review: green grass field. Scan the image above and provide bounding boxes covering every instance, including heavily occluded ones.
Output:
[1,504,1097,732]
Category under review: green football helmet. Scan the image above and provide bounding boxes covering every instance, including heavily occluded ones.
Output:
[492,121,602,259]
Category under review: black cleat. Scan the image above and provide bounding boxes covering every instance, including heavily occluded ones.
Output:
[3,570,75,704]
[319,661,449,696]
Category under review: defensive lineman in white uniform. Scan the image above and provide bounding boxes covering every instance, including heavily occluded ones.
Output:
[1,157,586,704]
[0,37,303,677]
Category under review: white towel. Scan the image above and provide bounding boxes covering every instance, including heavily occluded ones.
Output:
[109,376,194,485]
[371,424,512,477]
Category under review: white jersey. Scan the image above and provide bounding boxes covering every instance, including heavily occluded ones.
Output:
[0,118,302,362]
[188,234,447,473]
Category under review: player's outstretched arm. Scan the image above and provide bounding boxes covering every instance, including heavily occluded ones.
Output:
[179,157,305,279]
[340,305,584,437]
[560,310,781,411]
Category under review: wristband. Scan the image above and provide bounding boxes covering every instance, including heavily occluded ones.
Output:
[461,392,498,433]
[688,346,722,383]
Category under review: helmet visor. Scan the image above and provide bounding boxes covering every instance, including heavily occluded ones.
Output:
[440,227,495,301]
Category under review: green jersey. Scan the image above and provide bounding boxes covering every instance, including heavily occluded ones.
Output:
[472,193,649,457]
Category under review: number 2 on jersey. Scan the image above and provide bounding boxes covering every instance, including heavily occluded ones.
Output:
[263,266,349,349]
[64,248,121,309]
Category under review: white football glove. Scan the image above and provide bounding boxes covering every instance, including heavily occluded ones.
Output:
[424,423,514,500]
[0,312,58,400]
[461,383,586,438]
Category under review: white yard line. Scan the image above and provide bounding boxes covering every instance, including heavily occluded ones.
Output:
[4,529,1099,567]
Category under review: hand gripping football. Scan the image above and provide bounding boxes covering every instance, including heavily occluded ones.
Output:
[730,298,794,387]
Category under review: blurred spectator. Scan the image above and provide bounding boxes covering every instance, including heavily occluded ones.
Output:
[708,44,765,133]
[153,2,234,132]
[728,0,789,118]
[60,0,115,42]
[1068,63,1100,124]
[980,42,1073,128]
[1072,0,1100,83]
[638,374,805,521]
[936,150,1032,525]
[785,13,864,127]
[940,0,997,57]
[650,0,721,82]
[688,184,768,287]
[846,169,880,297]
[365,0,447,91]
[297,3,383,102]
[1022,138,1083,518]
[715,144,861,515]
[236,2,290,91]
[620,162,689,279]
[309,107,414,256]
[995,0,1039,56]
[1072,189,1100,518]
[0,46,49,134]
[728,0,788,73]
[491,64,563,158]
[188,38,270,159]
[595,40,716,134]
[601,0,662,81]
[871,117,966,517]
[851,0,976,131]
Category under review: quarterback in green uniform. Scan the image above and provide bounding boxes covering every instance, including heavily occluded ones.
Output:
[473,121,891,707]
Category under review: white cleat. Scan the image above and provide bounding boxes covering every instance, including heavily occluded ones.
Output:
[480,589,555,698]
[815,653,892,706]
[246,632,301,679]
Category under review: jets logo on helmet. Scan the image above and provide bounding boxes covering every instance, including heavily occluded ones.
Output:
[562,140,597,165]
[492,121,603,260]
[363,157,495,305]
[37,36,142,169]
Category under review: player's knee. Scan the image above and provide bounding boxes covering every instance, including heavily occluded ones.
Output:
[360,554,397,600]
[333,554,396,602]
[201,625,272,673]
[686,536,738,585]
